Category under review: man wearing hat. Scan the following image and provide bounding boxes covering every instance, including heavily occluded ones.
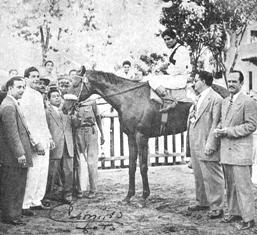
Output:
[58,76,71,97]
[38,77,50,94]
[147,29,191,111]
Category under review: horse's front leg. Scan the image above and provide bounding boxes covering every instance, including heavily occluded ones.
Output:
[136,132,150,200]
[123,134,138,202]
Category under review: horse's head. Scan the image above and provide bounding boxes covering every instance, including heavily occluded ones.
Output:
[62,67,93,114]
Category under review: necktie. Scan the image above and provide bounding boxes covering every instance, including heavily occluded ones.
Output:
[225,95,233,118]
[195,94,201,116]
[189,95,201,123]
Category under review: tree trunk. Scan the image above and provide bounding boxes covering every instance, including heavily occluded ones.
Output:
[39,24,51,65]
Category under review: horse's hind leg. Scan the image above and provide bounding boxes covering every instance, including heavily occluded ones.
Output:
[136,132,150,200]
[124,135,138,202]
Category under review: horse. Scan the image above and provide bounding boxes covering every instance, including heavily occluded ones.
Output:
[62,68,229,203]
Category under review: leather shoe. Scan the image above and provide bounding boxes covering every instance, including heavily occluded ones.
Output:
[2,218,26,226]
[208,209,223,219]
[85,192,97,199]
[62,195,73,204]
[30,205,50,210]
[159,102,177,113]
[77,192,83,199]
[221,215,242,223]
[22,209,35,216]
[188,205,209,211]
[237,220,255,230]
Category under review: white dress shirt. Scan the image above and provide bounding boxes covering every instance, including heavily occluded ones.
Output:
[196,87,211,115]
[148,44,191,90]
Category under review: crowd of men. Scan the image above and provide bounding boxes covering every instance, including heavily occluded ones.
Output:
[0,28,256,232]
[0,63,105,226]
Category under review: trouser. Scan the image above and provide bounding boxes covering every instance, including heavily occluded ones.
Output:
[223,164,255,222]
[191,154,224,209]
[0,164,2,209]
[22,149,50,209]
[1,166,27,221]
[48,145,73,199]
[75,127,98,193]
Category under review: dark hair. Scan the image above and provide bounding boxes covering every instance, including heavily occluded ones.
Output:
[8,69,18,75]
[24,67,39,78]
[197,71,213,86]
[6,76,24,90]
[44,60,54,67]
[230,70,244,83]
[161,29,176,39]
[69,69,77,76]
[47,88,60,100]
[122,60,131,67]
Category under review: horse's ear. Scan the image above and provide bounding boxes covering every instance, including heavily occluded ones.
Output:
[77,65,86,77]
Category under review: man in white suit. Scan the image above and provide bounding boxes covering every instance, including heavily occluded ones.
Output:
[216,70,257,230]
[188,71,224,219]
[20,67,54,214]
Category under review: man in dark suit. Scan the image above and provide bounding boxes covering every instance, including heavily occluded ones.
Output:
[0,76,33,225]
[46,89,79,203]
[187,71,224,219]
[216,70,257,230]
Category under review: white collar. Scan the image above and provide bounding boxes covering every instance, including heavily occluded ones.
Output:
[199,87,211,99]
[51,104,60,113]
[7,94,19,105]
[231,90,242,102]
[170,43,181,54]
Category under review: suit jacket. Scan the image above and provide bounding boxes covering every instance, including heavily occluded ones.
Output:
[46,105,74,160]
[220,92,257,165]
[188,88,222,161]
[0,96,33,167]
[20,86,51,149]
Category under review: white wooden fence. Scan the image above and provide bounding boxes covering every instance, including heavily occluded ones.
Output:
[96,101,188,169]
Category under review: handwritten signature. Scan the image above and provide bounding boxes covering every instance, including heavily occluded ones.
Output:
[49,203,123,233]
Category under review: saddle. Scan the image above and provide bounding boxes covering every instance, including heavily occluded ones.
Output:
[151,86,194,135]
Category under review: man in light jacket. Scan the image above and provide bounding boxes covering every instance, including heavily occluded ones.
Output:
[187,71,224,219]
[216,70,257,230]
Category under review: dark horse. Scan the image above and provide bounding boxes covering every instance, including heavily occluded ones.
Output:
[62,68,193,203]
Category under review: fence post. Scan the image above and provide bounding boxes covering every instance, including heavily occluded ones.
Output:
[164,135,168,164]
[181,132,185,163]
[110,108,115,169]
[154,137,159,165]
[172,135,176,164]
[120,128,124,168]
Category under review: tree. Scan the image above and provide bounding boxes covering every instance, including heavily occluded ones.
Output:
[0,0,165,73]
[0,0,99,66]
[160,0,257,85]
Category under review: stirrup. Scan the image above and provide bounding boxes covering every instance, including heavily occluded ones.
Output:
[159,100,177,113]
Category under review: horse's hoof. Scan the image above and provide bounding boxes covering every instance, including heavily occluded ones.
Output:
[138,199,147,208]
[142,191,150,200]
[121,196,131,204]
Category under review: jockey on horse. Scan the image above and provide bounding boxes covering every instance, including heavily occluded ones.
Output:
[147,29,192,112]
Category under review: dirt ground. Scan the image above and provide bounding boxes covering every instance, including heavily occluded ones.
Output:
[1,165,257,235]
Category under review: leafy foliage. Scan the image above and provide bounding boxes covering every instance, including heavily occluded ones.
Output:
[159,0,257,76]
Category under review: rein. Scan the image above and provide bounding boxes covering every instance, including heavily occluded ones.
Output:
[75,74,148,103]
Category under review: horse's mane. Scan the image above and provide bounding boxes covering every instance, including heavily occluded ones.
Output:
[87,70,140,86]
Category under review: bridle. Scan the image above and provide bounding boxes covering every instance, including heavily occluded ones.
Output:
[66,74,148,113]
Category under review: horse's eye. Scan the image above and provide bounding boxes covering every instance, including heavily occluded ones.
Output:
[73,83,79,88]
[72,79,81,88]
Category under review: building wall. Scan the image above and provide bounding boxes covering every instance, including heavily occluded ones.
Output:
[235,22,257,92]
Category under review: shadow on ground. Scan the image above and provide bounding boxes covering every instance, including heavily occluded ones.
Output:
[0,165,257,235]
